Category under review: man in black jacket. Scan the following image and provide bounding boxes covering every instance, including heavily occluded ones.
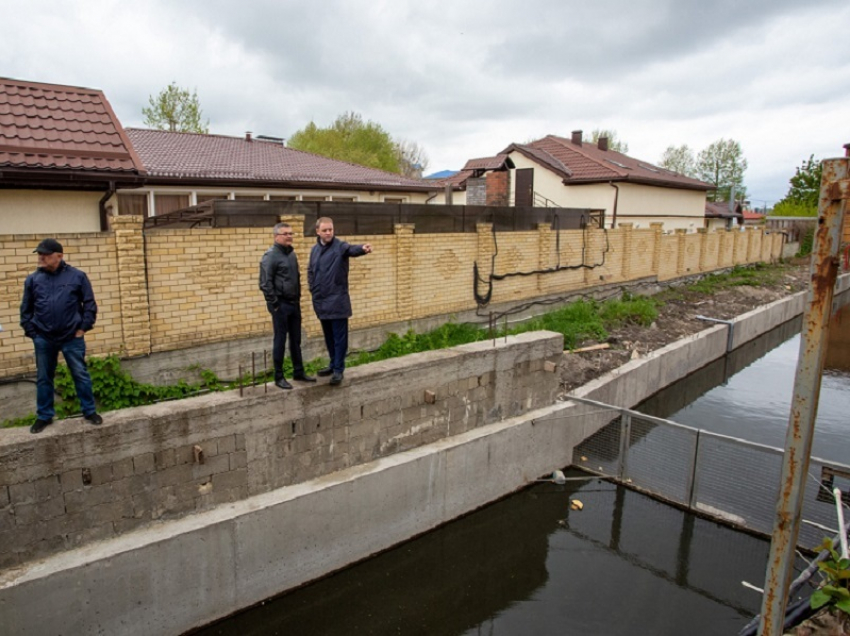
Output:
[259,223,316,389]
[20,238,102,434]
[308,217,372,385]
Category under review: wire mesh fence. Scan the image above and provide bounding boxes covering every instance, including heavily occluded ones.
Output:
[566,396,850,551]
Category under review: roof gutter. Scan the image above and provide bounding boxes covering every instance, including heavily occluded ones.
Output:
[99,181,116,231]
[608,182,619,229]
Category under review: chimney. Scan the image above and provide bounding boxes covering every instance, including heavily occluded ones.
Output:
[571,130,583,146]
[598,137,609,151]
[245,131,252,142]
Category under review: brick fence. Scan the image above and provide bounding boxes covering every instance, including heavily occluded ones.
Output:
[0,331,562,568]
[0,216,782,379]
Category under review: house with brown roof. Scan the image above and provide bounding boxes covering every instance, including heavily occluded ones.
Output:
[116,128,439,217]
[705,200,744,231]
[0,77,145,233]
[438,130,715,231]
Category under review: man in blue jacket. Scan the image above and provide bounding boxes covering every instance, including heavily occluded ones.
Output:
[307,217,372,385]
[20,238,102,434]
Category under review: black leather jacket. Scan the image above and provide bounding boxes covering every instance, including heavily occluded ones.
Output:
[259,243,300,309]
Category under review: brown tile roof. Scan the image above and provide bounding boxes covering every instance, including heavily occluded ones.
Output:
[125,128,438,192]
[429,169,474,189]
[705,201,743,219]
[503,134,712,191]
[0,77,145,180]
[462,154,510,171]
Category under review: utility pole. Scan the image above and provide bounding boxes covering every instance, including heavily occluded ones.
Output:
[758,147,850,635]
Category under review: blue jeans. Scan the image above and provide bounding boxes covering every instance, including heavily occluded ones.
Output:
[33,335,96,420]
[320,318,349,374]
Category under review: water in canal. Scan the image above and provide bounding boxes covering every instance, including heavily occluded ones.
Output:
[194,303,850,636]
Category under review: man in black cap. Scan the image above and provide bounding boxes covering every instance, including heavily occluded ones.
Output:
[259,222,316,389]
[20,238,102,433]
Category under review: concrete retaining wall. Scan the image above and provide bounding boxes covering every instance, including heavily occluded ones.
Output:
[2,276,847,636]
[0,332,563,570]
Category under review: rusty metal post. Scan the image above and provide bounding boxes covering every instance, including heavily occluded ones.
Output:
[758,154,849,635]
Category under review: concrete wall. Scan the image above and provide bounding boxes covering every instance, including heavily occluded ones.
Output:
[0,331,563,569]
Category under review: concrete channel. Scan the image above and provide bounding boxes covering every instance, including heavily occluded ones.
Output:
[1,275,848,636]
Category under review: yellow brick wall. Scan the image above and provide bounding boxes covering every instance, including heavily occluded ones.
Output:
[0,218,783,380]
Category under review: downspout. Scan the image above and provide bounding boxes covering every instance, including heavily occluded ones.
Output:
[608,182,619,229]
[99,181,117,231]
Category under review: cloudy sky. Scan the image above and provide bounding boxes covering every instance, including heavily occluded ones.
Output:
[4,0,848,206]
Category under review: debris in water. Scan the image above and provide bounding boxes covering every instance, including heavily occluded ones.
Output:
[570,499,584,511]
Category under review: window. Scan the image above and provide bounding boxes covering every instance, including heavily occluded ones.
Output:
[269,195,297,201]
[116,194,148,216]
[383,197,405,204]
[332,196,356,202]
[154,195,190,216]
[301,195,328,202]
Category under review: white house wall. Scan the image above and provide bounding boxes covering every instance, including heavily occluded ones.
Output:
[119,186,434,216]
[0,190,102,234]
[615,183,705,231]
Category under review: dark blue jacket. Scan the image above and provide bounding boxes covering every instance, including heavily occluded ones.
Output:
[307,237,367,320]
[20,261,97,343]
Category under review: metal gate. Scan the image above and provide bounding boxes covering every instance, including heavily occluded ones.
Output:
[562,395,850,551]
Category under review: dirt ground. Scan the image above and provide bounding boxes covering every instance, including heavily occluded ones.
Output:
[559,258,813,394]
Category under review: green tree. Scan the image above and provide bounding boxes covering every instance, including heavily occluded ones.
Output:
[696,139,748,203]
[771,155,822,217]
[659,144,697,177]
[142,82,209,134]
[590,128,629,153]
[288,112,401,173]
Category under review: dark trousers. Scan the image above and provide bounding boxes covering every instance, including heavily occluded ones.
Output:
[320,318,349,374]
[271,302,305,381]
[33,335,96,420]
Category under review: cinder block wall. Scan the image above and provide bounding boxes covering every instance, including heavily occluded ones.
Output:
[0,331,563,568]
[0,217,782,380]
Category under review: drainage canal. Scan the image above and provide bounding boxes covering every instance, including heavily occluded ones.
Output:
[192,307,850,636]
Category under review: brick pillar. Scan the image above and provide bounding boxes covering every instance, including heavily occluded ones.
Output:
[745,226,756,263]
[395,223,415,321]
[717,229,727,267]
[486,171,510,206]
[676,229,688,276]
[650,222,664,277]
[619,223,633,280]
[477,222,495,298]
[697,228,708,271]
[583,226,605,287]
[112,216,152,357]
[537,222,552,293]
[732,228,744,264]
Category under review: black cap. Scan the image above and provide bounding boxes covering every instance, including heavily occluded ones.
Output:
[34,238,63,255]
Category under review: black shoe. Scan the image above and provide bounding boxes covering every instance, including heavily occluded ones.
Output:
[317,366,333,377]
[85,413,103,426]
[275,378,293,390]
[330,372,344,386]
[293,373,317,383]
[30,418,53,434]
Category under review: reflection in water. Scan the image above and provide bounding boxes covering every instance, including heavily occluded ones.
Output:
[642,303,850,464]
[195,474,776,636]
